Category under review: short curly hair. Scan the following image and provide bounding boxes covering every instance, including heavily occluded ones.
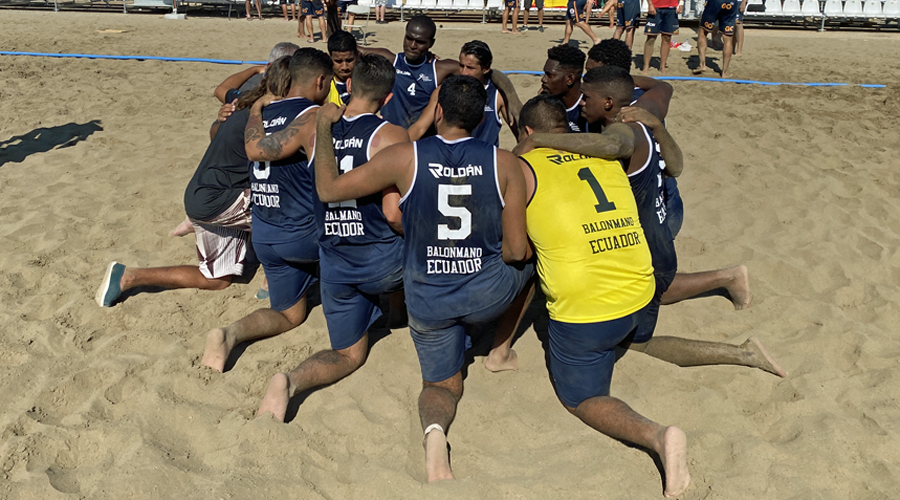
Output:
[587,39,632,71]
[547,44,586,73]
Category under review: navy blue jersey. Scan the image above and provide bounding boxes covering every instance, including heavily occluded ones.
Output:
[399,136,508,322]
[312,113,404,283]
[631,87,646,103]
[567,93,584,132]
[472,80,502,147]
[251,97,319,245]
[381,53,439,128]
[629,123,677,279]
[335,80,351,105]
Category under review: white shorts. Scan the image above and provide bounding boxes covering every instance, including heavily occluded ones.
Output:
[191,189,252,280]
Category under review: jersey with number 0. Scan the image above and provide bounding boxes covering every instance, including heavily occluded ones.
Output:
[381,54,439,128]
[472,80,502,147]
[521,148,654,323]
[399,135,507,322]
[312,113,404,283]
[629,123,677,278]
[251,97,319,245]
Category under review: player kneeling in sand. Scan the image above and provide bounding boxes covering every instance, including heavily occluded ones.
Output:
[517,94,690,497]
[200,48,333,372]
[256,54,410,421]
[313,76,533,481]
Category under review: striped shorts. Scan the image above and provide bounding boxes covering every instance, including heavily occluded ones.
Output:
[190,189,252,280]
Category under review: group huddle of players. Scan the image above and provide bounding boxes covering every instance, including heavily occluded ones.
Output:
[95,15,784,497]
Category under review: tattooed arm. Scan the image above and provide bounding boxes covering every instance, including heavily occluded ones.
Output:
[244,96,318,162]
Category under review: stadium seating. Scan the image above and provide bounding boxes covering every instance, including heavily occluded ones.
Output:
[782,0,801,14]
[765,0,784,15]
[884,0,900,16]
[842,0,863,15]
[800,0,822,16]
[823,0,842,14]
[862,0,884,16]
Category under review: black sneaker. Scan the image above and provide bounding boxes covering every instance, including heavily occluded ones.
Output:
[539,25,544,32]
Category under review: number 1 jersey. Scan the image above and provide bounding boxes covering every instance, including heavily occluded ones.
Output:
[399,135,508,322]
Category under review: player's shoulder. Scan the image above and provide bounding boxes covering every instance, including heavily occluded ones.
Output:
[376,121,411,144]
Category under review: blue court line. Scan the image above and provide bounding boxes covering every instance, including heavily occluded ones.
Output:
[0,52,886,88]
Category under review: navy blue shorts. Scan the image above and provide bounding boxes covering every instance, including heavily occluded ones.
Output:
[301,0,324,16]
[409,262,534,383]
[645,7,679,34]
[566,0,588,21]
[505,0,517,8]
[253,238,318,312]
[629,267,676,344]
[664,176,683,239]
[549,306,648,408]
[322,266,403,351]
[701,0,738,34]
[615,0,641,28]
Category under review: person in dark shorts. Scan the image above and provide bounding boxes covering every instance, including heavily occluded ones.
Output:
[255,54,411,422]
[642,0,682,74]
[281,0,298,21]
[521,0,544,31]
[301,0,328,43]
[312,75,533,482]
[602,0,640,49]
[200,49,333,373]
[563,0,601,45]
[501,0,522,33]
[695,0,739,76]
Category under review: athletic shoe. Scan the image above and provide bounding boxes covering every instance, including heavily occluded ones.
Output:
[96,261,125,307]
[539,25,544,32]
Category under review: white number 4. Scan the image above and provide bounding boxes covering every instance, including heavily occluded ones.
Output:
[407,82,416,96]
[437,184,472,240]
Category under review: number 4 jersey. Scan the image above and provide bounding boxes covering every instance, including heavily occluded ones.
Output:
[399,135,511,322]
[311,113,404,284]
[381,53,438,129]
[520,148,654,323]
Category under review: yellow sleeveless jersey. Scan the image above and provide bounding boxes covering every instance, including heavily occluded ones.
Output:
[327,78,344,106]
[521,148,655,323]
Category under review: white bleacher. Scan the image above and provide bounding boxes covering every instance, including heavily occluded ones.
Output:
[823,0,842,14]
[862,0,884,16]
[641,0,648,12]
[469,0,484,8]
[436,0,453,9]
[782,0,801,14]
[842,0,863,15]
[764,0,783,14]
[800,0,822,15]
[884,0,900,16]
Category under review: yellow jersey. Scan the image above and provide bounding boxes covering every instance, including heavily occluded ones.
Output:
[521,148,655,323]
[327,78,347,106]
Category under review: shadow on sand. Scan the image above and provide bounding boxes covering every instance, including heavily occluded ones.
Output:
[0,120,103,167]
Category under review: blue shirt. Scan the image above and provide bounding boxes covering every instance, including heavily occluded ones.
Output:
[381,53,439,128]
[472,80,503,147]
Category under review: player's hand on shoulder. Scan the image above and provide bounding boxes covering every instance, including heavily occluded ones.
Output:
[317,103,345,126]
[217,99,237,123]
[617,106,663,131]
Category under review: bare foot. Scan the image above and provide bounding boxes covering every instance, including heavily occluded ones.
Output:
[501,28,512,33]
[734,51,742,57]
[724,265,751,310]
[170,217,194,237]
[423,428,454,482]
[659,426,690,498]
[721,72,733,79]
[201,328,232,373]
[741,337,787,377]
[692,66,708,75]
[641,68,650,75]
[511,29,523,35]
[257,373,292,422]
[660,67,668,75]
[484,348,518,372]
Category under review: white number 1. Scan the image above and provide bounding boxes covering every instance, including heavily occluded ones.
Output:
[437,184,472,240]
[407,82,416,96]
[328,156,358,208]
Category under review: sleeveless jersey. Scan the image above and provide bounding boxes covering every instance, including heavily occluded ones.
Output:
[567,93,584,132]
[250,97,319,245]
[472,80,502,147]
[399,135,507,322]
[521,148,654,323]
[312,113,404,283]
[328,79,351,106]
[629,123,677,278]
[381,53,439,128]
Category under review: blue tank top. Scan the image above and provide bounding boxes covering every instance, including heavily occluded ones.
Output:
[398,135,508,322]
[381,53,439,128]
[312,113,404,283]
[567,93,584,132]
[472,80,502,147]
[251,97,319,245]
[629,123,677,278]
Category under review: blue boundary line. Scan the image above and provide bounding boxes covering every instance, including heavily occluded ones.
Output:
[0,52,886,88]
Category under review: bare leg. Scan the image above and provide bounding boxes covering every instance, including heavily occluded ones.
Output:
[627,336,787,377]
[502,8,512,32]
[660,264,750,309]
[613,25,625,40]
[642,34,657,74]
[202,296,309,372]
[246,0,252,18]
[512,5,521,31]
[659,33,671,74]
[318,16,328,41]
[720,35,734,77]
[121,265,231,292]
[608,5,615,28]
[563,18,574,43]
[282,4,289,20]
[257,332,369,420]
[170,216,195,237]
[523,4,530,26]
[694,27,709,73]
[570,397,690,498]
[255,0,263,19]
[419,371,462,482]
[306,16,315,41]
[734,23,744,56]
[485,280,535,372]
[297,13,306,36]
[624,27,635,50]
[576,21,601,44]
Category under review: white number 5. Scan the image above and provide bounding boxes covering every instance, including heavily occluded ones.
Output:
[437,184,472,240]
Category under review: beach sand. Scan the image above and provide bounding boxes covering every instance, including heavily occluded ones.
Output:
[1,10,899,499]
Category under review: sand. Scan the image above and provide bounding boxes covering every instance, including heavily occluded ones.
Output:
[1,9,900,499]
